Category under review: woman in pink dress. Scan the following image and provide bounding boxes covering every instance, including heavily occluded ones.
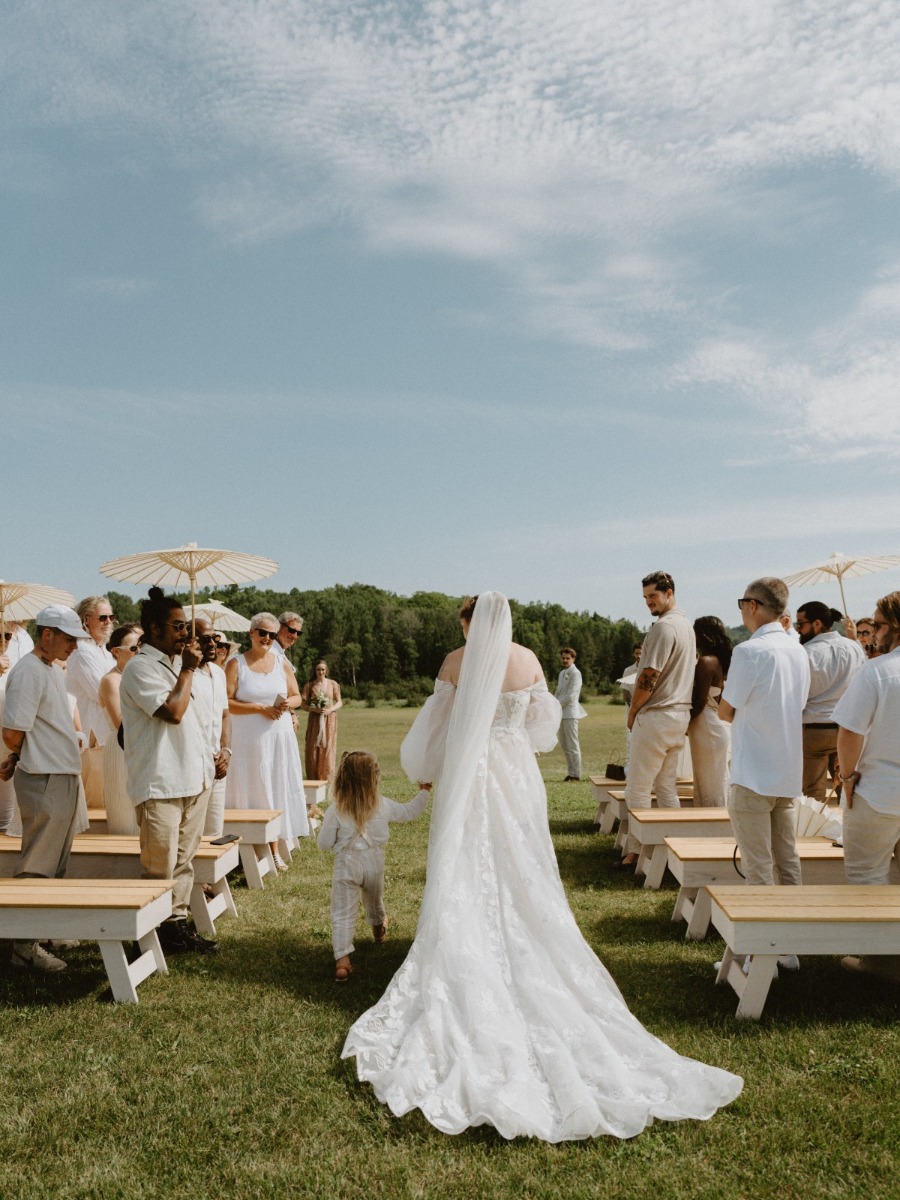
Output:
[300,660,342,784]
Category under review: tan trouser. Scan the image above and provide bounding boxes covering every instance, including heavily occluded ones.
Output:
[203,778,227,838]
[136,789,211,920]
[623,708,689,855]
[728,783,801,887]
[843,793,900,977]
[559,718,582,778]
[13,771,80,878]
[802,724,838,803]
[81,745,105,809]
[330,845,385,959]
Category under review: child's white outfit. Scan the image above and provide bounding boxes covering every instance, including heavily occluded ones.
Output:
[318,791,430,959]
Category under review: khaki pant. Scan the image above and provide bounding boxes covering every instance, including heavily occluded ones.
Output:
[843,793,900,977]
[802,724,838,803]
[136,789,211,920]
[14,771,80,878]
[559,718,582,778]
[728,783,801,887]
[330,845,385,959]
[623,708,689,855]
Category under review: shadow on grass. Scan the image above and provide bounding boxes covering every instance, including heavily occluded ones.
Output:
[0,941,120,1007]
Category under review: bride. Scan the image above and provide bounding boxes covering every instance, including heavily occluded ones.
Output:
[342,592,742,1141]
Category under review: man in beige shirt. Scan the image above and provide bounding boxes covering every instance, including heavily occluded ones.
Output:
[620,571,695,867]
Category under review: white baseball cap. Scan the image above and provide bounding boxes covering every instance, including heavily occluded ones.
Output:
[34,605,93,639]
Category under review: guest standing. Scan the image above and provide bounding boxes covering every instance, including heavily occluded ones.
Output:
[225,612,307,869]
[688,617,732,807]
[300,660,342,785]
[193,619,231,838]
[66,595,115,808]
[555,647,586,781]
[97,623,142,835]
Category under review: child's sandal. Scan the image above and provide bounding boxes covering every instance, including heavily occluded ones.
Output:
[373,917,388,944]
[335,959,353,983]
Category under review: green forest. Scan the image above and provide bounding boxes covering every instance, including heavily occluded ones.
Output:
[107,583,645,702]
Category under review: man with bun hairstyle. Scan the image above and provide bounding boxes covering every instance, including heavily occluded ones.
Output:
[795,600,866,802]
[1,605,93,971]
[834,590,900,980]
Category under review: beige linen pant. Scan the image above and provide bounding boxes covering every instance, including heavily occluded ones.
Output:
[136,789,211,920]
[801,724,838,803]
[688,708,730,807]
[330,845,386,959]
[623,708,689,855]
[843,793,900,977]
[13,771,80,878]
[203,778,227,838]
[559,718,582,778]
[728,783,801,887]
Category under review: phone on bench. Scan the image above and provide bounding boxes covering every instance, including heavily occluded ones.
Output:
[209,834,239,845]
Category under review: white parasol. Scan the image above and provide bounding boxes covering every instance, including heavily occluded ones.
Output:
[99,543,278,630]
[189,597,252,633]
[794,795,843,841]
[783,551,900,617]
[0,581,77,640]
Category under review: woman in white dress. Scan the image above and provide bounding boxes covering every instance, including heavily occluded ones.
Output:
[225,612,307,868]
[342,592,742,1141]
[688,616,732,808]
[98,623,143,835]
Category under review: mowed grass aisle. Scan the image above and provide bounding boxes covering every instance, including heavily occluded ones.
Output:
[0,701,897,1200]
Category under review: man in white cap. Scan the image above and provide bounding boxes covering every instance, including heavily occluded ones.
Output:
[0,605,93,971]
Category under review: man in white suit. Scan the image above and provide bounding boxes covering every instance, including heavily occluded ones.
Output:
[556,647,586,781]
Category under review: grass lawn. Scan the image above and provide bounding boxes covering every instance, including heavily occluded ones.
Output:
[0,700,897,1199]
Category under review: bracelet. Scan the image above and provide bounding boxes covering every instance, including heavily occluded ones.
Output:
[220,748,232,757]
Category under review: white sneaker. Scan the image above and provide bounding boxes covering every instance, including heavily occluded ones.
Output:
[11,942,67,972]
[49,939,81,949]
[777,954,800,971]
[272,852,289,872]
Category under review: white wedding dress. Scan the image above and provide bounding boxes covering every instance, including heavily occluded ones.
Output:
[342,594,742,1141]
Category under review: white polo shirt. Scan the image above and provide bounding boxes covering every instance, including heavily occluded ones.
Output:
[833,649,900,815]
[120,644,209,804]
[2,654,81,775]
[802,631,866,722]
[722,622,810,797]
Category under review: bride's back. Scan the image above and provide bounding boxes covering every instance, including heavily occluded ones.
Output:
[438,641,544,693]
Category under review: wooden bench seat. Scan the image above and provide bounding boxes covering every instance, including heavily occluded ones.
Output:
[0,878,173,1003]
[665,837,847,939]
[32,835,240,936]
[707,884,900,1019]
[303,780,327,808]
[590,777,692,834]
[624,807,732,889]
[222,809,286,888]
[607,787,696,854]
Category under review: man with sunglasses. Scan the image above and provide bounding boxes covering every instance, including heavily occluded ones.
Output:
[0,622,34,678]
[66,596,116,808]
[718,579,809,970]
[193,618,232,839]
[273,611,304,671]
[120,589,217,954]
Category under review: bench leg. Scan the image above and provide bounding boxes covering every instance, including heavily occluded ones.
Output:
[98,934,166,1004]
[597,802,616,835]
[734,955,778,1020]
[685,888,712,940]
[614,816,628,853]
[642,845,668,890]
[239,843,270,889]
[190,877,238,936]
[672,885,694,924]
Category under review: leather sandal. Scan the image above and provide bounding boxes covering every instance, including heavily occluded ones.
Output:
[334,958,353,983]
[373,917,389,944]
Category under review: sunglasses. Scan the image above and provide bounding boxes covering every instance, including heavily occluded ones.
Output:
[166,620,190,633]
[280,625,303,636]
[114,643,140,654]
[254,629,278,640]
[96,614,116,623]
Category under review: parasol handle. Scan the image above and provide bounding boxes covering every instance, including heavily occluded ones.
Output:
[837,574,849,621]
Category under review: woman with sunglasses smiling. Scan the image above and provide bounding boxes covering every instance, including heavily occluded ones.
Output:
[225,612,307,869]
[98,623,143,835]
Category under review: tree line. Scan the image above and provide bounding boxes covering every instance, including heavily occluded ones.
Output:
[108,583,645,701]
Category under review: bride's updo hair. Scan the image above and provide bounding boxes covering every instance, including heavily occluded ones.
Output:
[333,750,381,833]
[458,595,478,623]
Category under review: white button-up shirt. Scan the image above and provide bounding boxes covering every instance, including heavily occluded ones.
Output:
[120,644,209,804]
[66,638,115,745]
[722,622,810,797]
[802,631,866,722]
[833,648,900,815]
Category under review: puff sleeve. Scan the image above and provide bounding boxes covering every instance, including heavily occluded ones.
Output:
[524,681,562,753]
[400,680,456,783]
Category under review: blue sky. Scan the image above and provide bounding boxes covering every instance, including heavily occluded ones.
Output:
[3,0,900,626]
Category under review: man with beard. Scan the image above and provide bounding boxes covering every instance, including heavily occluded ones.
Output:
[120,588,216,954]
[795,601,866,802]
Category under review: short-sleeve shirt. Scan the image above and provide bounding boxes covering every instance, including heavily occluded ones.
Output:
[832,648,900,815]
[191,662,228,761]
[2,654,81,775]
[120,644,209,803]
[722,622,810,796]
[802,631,866,722]
[637,607,695,711]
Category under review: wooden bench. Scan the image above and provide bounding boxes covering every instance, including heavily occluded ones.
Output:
[222,809,285,888]
[27,835,240,937]
[665,837,848,939]
[591,777,693,834]
[304,780,327,809]
[708,884,900,1019]
[625,807,732,889]
[0,878,173,1003]
[605,788,695,851]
